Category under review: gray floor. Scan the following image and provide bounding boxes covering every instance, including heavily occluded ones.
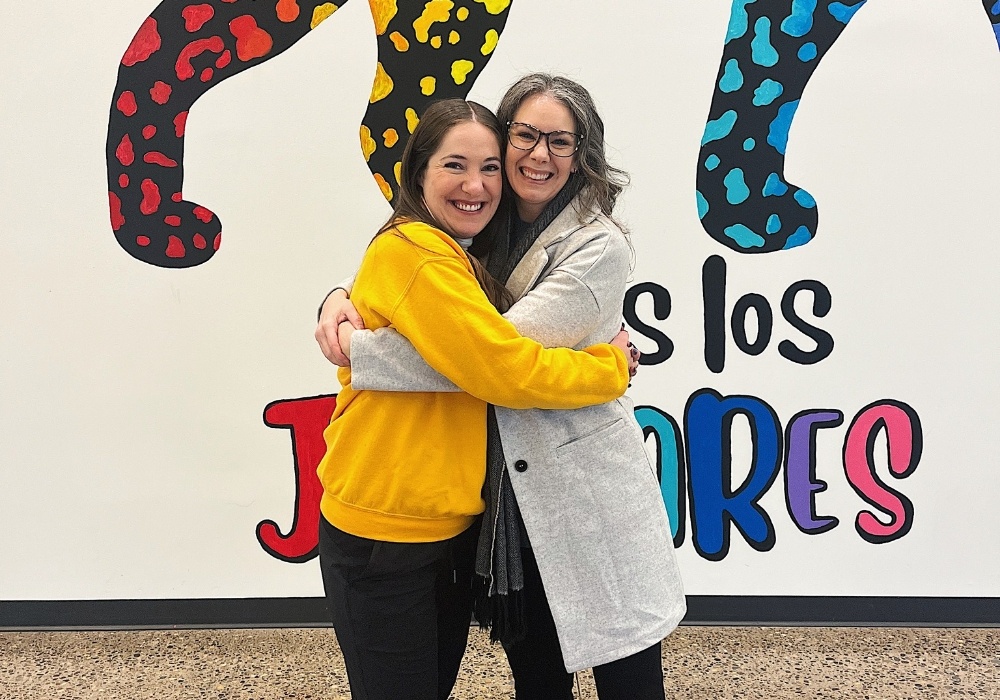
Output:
[1,627,996,699]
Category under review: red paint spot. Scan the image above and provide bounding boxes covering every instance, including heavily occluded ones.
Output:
[165,215,182,227]
[144,151,179,167]
[172,192,183,202]
[230,16,273,62]
[136,236,151,247]
[116,134,135,166]
[193,233,207,249]
[142,125,157,140]
[150,81,172,105]
[119,173,130,188]
[122,17,162,66]
[215,50,231,69]
[166,235,186,258]
[193,206,213,223]
[109,192,125,231]
[181,4,215,32]
[213,233,222,250]
[176,36,225,81]
[116,91,138,116]
[277,0,300,23]
[174,111,189,137]
[200,67,214,82]
[140,179,161,215]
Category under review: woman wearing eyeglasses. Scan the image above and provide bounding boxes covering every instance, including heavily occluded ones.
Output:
[318,75,685,700]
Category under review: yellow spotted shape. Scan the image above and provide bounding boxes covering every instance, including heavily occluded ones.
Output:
[451,59,474,85]
[310,3,339,28]
[374,173,393,201]
[370,62,393,103]
[457,7,469,20]
[405,107,419,133]
[430,35,442,49]
[389,31,409,51]
[368,0,398,35]
[481,28,498,55]
[413,0,453,43]
[474,0,510,14]
[448,30,460,44]
[383,129,399,148]
[420,76,437,96]
[394,161,402,185]
[360,125,376,162]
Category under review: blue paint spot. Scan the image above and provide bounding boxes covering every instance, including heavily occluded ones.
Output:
[829,1,867,24]
[767,100,800,155]
[726,0,758,44]
[743,138,756,151]
[705,154,721,171]
[702,110,738,146]
[780,0,817,38]
[724,168,750,205]
[798,42,818,62]
[783,226,813,249]
[993,0,1000,15]
[753,79,784,106]
[751,17,779,67]
[794,189,816,208]
[725,224,766,249]
[766,214,782,234]
[994,23,1000,49]
[720,59,744,93]
[763,173,788,197]
[697,190,709,220]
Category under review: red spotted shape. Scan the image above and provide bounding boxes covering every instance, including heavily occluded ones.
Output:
[116,91,138,116]
[140,178,161,215]
[142,125,157,140]
[122,17,161,67]
[216,50,232,69]
[193,206,213,223]
[144,151,179,167]
[229,16,273,62]
[150,81,172,105]
[116,134,135,166]
[193,233,208,250]
[166,235,186,258]
[171,192,183,203]
[165,215,182,227]
[173,111,189,137]
[109,192,125,231]
[119,173,130,188]
[176,36,225,81]
[200,67,214,82]
[136,236,151,247]
[182,4,215,32]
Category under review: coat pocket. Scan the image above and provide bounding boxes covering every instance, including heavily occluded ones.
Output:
[554,417,625,451]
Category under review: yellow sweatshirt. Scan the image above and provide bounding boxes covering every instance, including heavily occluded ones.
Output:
[317,221,629,542]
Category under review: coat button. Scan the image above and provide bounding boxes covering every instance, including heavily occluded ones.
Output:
[513,459,528,472]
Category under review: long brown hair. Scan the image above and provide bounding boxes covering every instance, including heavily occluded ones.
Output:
[377,99,513,312]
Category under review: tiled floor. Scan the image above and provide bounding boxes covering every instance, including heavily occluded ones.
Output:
[1,626,996,699]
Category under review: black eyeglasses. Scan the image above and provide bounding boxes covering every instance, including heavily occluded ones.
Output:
[507,122,582,157]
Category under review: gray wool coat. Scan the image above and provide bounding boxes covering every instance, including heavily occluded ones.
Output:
[348,199,686,672]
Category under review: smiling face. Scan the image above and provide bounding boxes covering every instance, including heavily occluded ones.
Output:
[505,93,578,223]
[420,120,503,239]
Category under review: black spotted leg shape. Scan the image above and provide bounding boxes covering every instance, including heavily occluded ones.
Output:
[697,0,867,253]
[107,0,346,268]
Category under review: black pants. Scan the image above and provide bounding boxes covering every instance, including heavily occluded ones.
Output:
[319,516,478,700]
[502,547,666,700]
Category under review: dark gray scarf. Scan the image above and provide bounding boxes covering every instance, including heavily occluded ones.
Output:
[474,175,586,644]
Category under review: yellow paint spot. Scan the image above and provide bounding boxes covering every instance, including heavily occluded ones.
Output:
[413,0,453,43]
[374,172,394,202]
[457,7,469,20]
[481,28,498,55]
[451,59,474,85]
[474,0,510,14]
[389,31,409,51]
[405,107,419,133]
[448,30,460,44]
[430,35,442,49]
[368,0,398,35]
[420,76,437,96]
[277,0,300,22]
[360,125,376,162]
[310,3,339,28]
[394,161,402,185]
[370,62,394,103]
[383,129,399,148]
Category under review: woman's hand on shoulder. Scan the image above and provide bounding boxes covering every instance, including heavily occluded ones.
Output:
[315,289,364,366]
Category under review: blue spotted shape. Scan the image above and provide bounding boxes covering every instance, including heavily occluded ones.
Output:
[794,189,816,208]
[766,214,782,234]
[783,226,813,249]
[725,224,766,249]
[706,154,721,170]
[702,110,738,146]
[798,42,818,61]
[994,23,1000,49]
[724,168,750,205]
[753,79,784,106]
[781,0,818,38]
[697,191,710,219]
[767,100,800,155]
[751,17,779,67]
[743,138,756,151]
[993,0,1000,14]
[763,172,789,197]
[829,1,867,24]
[720,59,745,93]
[726,0,758,44]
